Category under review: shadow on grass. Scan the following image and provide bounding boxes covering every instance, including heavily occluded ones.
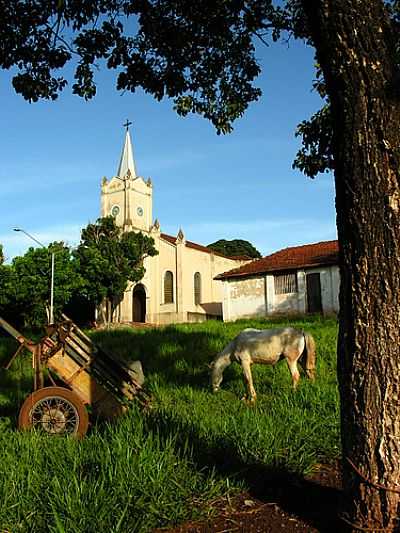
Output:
[144,410,342,533]
[91,326,228,390]
[0,336,32,423]
[0,366,32,420]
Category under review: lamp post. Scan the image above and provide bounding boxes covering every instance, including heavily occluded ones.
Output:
[13,228,55,324]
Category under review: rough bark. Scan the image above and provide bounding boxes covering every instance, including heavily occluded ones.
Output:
[303,1,400,530]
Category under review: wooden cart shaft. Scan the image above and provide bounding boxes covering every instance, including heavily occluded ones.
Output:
[0,316,32,348]
[0,314,145,418]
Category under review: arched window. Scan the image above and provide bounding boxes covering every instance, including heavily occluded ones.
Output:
[164,271,174,303]
[194,272,201,305]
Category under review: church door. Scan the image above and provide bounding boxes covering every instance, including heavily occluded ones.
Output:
[132,285,146,322]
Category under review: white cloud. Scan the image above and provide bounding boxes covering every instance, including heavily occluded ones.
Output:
[1,223,83,262]
[162,218,337,257]
[0,157,102,200]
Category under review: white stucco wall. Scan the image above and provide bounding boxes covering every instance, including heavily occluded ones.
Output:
[223,277,266,321]
[221,265,340,321]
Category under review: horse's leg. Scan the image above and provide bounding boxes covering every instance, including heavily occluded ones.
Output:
[210,353,231,393]
[286,352,301,389]
[240,355,257,402]
[303,332,317,381]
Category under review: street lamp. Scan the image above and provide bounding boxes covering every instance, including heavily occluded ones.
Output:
[13,228,55,324]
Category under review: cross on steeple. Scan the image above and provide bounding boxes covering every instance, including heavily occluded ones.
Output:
[123,119,132,130]
[117,121,137,180]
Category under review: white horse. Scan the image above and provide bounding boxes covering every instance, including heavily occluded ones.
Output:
[210,327,316,402]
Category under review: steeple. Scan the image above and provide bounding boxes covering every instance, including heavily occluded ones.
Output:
[117,120,137,179]
[102,121,152,234]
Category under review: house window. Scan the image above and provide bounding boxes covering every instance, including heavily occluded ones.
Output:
[194,272,201,305]
[274,272,298,294]
[164,271,174,303]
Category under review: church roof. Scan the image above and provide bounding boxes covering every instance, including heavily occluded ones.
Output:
[215,240,339,280]
[117,128,137,179]
[160,233,249,261]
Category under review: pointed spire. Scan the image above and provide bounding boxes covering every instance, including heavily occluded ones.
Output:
[176,228,185,244]
[117,121,137,179]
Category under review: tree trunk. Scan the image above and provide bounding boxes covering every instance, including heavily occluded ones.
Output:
[303,1,400,530]
[100,300,108,326]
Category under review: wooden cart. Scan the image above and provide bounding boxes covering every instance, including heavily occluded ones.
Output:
[1,315,147,437]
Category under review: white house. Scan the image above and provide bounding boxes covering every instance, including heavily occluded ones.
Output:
[215,241,340,321]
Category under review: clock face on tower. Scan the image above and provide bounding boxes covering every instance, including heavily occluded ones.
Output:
[137,206,144,217]
[111,205,120,217]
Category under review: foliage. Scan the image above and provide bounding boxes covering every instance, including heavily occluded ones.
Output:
[0,245,14,310]
[1,243,81,329]
[292,103,334,177]
[74,216,158,323]
[207,238,261,259]
[0,0,284,134]
[2,2,399,171]
[0,315,339,532]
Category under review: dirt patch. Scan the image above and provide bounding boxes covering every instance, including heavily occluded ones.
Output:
[154,463,342,533]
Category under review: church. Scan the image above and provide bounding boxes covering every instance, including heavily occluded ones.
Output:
[100,126,249,325]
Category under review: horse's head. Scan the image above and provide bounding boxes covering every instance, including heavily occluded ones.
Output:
[209,359,225,393]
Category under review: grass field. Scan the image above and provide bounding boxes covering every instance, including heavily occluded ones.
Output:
[0,315,339,532]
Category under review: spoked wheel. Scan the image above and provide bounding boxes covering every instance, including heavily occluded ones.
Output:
[18,386,89,438]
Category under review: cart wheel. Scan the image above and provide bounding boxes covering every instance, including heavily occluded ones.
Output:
[18,386,89,438]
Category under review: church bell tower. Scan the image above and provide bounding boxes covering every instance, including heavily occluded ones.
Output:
[101,121,153,233]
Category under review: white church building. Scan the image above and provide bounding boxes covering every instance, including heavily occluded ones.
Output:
[100,127,249,324]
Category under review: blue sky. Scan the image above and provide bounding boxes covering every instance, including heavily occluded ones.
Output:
[0,38,336,263]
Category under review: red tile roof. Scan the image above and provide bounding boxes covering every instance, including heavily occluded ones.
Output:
[215,240,339,280]
[160,233,250,261]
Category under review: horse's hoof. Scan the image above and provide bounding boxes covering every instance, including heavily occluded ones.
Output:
[241,395,256,405]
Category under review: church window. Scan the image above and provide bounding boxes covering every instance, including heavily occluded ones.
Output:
[274,272,298,294]
[194,272,201,305]
[164,271,174,303]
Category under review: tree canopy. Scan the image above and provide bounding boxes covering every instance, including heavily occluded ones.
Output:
[0,246,14,316]
[74,216,158,323]
[1,242,81,328]
[0,218,157,327]
[207,239,261,259]
[3,1,398,176]
[0,0,274,133]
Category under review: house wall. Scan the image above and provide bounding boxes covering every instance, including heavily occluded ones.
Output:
[221,265,340,321]
[223,277,266,321]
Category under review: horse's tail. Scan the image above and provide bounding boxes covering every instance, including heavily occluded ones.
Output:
[303,331,317,380]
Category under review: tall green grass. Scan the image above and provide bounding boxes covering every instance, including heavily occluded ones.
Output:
[0,315,339,532]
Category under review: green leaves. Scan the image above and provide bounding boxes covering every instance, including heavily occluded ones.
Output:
[0,242,81,328]
[0,218,157,327]
[74,216,158,322]
[207,238,262,259]
[0,0,280,132]
[292,104,334,178]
